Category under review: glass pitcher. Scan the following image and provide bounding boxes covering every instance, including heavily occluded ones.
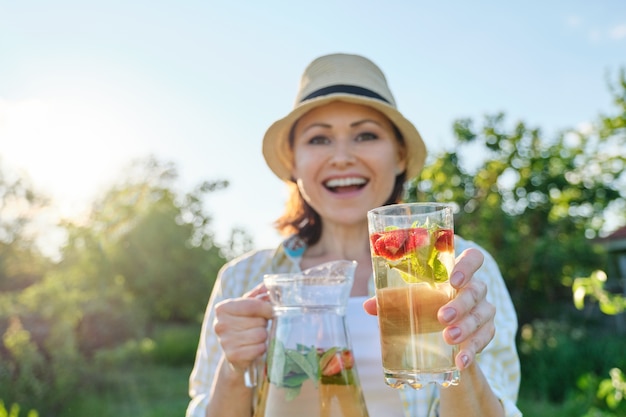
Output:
[253,260,369,417]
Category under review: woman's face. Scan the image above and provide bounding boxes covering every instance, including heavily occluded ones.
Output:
[291,100,406,227]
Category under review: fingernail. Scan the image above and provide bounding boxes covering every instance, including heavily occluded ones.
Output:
[461,354,470,368]
[448,326,461,341]
[441,308,456,323]
[451,271,464,286]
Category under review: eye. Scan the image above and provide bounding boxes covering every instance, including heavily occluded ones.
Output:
[356,132,379,142]
[308,135,330,145]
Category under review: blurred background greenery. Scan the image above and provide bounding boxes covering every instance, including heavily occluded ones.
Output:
[1,72,625,417]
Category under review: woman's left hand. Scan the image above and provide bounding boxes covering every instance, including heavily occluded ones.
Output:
[438,248,494,370]
[363,247,495,371]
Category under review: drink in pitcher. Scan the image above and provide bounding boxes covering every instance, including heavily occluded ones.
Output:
[254,345,368,417]
[252,261,369,416]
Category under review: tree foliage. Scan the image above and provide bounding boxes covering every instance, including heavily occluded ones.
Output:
[55,156,230,324]
[572,270,626,416]
[0,161,50,292]
[406,70,626,322]
[0,156,231,412]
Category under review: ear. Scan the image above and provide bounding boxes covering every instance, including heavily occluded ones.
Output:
[395,151,407,175]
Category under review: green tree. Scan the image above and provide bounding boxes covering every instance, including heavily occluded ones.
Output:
[406,70,626,322]
[1,156,232,412]
[62,156,229,323]
[0,161,77,414]
[573,270,626,416]
[0,159,50,291]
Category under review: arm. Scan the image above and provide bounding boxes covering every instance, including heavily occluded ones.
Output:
[438,243,522,417]
[205,356,256,417]
[186,253,274,417]
[440,361,504,416]
[438,248,504,417]
[205,292,273,417]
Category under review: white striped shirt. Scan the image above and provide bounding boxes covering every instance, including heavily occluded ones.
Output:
[186,235,522,417]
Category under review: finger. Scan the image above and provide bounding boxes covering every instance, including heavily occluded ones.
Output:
[213,311,269,336]
[439,279,488,326]
[454,323,496,371]
[362,297,378,315]
[215,297,274,320]
[222,334,267,372]
[221,328,270,372]
[244,283,269,299]
[442,299,495,345]
[450,248,484,288]
[220,325,269,352]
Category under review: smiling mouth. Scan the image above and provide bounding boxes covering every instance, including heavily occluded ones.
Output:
[323,177,368,193]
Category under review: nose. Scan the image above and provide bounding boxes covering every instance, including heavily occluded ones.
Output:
[329,141,356,168]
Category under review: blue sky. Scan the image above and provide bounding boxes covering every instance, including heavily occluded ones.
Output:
[1,1,625,254]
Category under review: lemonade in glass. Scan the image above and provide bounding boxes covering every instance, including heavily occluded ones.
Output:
[367,203,460,389]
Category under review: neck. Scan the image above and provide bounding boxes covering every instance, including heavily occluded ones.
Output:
[301,223,373,297]
[306,222,370,259]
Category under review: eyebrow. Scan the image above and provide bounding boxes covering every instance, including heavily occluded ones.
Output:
[351,119,383,128]
[300,118,383,134]
[300,122,331,134]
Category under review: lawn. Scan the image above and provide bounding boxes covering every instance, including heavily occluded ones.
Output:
[39,322,620,417]
[54,361,577,417]
[59,364,192,417]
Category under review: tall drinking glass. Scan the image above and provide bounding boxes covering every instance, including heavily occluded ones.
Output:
[367,203,459,389]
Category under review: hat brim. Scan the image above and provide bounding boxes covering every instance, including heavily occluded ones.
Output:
[262,94,427,182]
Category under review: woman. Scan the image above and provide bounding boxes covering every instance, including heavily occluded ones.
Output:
[186,53,522,417]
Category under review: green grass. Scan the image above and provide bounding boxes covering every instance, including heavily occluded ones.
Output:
[42,321,623,417]
[517,397,584,417]
[59,364,191,417]
[57,361,581,417]
[57,322,200,417]
[54,361,600,417]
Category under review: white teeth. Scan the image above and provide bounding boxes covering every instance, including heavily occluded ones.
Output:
[325,177,367,187]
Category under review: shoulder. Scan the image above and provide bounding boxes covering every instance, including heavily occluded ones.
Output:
[217,237,301,294]
[219,247,276,279]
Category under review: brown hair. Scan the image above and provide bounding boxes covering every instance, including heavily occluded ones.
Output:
[273,123,408,246]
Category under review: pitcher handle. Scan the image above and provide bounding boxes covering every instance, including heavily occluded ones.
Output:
[244,292,271,388]
[244,359,259,388]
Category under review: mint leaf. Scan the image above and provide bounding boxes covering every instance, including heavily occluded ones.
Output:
[284,385,302,401]
[268,339,286,385]
[286,348,318,387]
[283,373,308,387]
[431,257,449,283]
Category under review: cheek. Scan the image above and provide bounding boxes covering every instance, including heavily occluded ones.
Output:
[373,149,403,193]
[376,147,404,176]
[291,148,321,180]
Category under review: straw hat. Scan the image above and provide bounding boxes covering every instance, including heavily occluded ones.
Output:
[262,53,427,181]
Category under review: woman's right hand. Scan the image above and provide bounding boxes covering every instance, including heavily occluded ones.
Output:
[213,284,274,376]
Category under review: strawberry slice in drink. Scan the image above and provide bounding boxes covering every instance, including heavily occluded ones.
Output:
[434,229,454,253]
[320,348,354,376]
[371,227,429,260]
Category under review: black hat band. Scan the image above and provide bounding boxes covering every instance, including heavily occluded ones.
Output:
[300,84,390,104]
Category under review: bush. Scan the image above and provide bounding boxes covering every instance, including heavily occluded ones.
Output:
[93,338,156,369]
[0,400,39,417]
[0,316,76,415]
[86,323,198,373]
[149,323,199,367]
[518,319,626,404]
[0,266,146,414]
